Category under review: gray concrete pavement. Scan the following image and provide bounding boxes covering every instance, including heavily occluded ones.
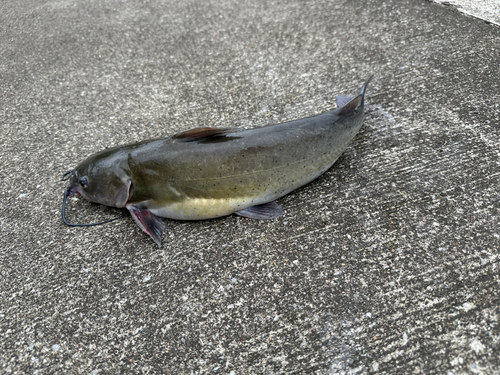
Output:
[1,0,499,373]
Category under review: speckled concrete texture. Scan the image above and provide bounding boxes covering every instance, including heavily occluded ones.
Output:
[1,0,499,373]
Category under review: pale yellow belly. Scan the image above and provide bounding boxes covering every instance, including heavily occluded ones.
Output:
[150,195,262,220]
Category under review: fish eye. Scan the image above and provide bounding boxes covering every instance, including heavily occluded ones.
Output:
[79,176,89,188]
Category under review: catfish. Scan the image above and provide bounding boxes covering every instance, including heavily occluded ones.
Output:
[62,76,373,246]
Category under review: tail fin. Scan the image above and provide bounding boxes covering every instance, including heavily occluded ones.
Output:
[359,75,373,107]
[336,76,373,116]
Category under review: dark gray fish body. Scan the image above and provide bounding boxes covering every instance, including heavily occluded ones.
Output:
[63,77,372,246]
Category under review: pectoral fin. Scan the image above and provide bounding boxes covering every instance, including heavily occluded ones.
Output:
[236,201,284,220]
[128,205,165,247]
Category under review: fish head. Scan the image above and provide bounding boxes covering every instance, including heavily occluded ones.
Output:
[65,150,132,208]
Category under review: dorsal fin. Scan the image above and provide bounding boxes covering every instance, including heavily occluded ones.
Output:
[172,127,240,143]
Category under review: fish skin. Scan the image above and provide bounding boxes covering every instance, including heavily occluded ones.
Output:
[64,76,372,246]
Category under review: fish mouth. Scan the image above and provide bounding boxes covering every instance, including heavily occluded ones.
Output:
[66,185,81,197]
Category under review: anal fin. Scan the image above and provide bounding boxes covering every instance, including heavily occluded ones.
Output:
[236,201,284,220]
[128,206,165,247]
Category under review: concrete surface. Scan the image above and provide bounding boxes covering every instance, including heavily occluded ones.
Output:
[1,0,499,373]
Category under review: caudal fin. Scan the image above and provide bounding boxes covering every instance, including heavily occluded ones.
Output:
[336,76,373,115]
[359,75,373,107]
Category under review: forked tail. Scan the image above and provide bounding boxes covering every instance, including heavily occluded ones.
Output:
[359,75,373,107]
[336,75,373,115]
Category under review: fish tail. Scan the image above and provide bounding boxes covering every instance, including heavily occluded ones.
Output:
[359,75,373,107]
[337,76,373,115]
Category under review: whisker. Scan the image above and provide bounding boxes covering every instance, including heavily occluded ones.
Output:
[62,188,126,227]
